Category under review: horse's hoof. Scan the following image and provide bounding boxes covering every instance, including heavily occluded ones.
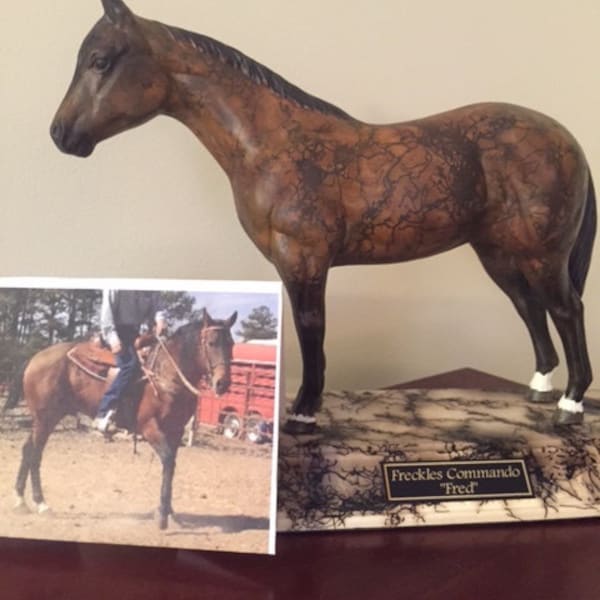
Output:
[13,498,31,514]
[553,408,584,427]
[155,509,169,530]
[283,418,318,435]
[528,389,555,404]
[36,502,52,515]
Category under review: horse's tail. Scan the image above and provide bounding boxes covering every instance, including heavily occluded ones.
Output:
[2,361,26,413]
[569,170,597,296]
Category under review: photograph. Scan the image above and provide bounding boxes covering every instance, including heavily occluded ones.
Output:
[0,277,282,555]
[1,0,599,596]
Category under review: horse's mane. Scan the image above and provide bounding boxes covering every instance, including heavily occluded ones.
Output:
[169,320,202,352]
[165,320,205,378]
[164,24,352,120]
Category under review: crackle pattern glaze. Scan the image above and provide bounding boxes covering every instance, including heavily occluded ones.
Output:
[278,389,600,530]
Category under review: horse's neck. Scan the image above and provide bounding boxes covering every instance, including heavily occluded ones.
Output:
[166,74,276,173]
[147,20,352,178]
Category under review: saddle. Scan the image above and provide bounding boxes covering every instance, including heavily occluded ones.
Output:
[67,335,158,434]
[66,334,157,381]
[67,339,117,380]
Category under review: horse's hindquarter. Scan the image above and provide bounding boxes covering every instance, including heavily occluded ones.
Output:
[471,103,589,256]
[337,103,589,265]
[23,343,104,419]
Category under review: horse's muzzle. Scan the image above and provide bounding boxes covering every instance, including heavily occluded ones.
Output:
[214,376,231,396]
[50,120,95,158]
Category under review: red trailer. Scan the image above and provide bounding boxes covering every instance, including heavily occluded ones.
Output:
[196,342,277,443]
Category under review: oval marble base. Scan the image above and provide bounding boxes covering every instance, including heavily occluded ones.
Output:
[277,388,600,531]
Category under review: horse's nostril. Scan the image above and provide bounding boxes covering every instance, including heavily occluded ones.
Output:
[50,121,64,145]
[215,379,229,395]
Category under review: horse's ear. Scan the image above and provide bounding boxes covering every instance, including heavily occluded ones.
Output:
[200,308,214,328]
[225,311,238,328]
[102,0,135,27]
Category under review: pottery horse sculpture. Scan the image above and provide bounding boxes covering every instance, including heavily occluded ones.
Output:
[14,309,237,529]
[51,0,595,432]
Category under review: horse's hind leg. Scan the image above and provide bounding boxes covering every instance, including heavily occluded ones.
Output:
[15,408,62,514]
[28,420,56,513]
[520,259,592,424]
[474,245,559,397]
[14,433,34,512]
[15,416,57,513]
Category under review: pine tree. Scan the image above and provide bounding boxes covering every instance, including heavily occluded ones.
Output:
[237,305,278,342]
[0,288,102,386]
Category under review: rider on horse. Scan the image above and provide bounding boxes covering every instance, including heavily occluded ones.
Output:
[93,289,166,432]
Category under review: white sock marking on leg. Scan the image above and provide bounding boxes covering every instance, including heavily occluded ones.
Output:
[288,414,317,424]
[557,395,584,414]
[36,502,50,514]
[529,371,554,392]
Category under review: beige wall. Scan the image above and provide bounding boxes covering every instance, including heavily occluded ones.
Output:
[2,1,599,394]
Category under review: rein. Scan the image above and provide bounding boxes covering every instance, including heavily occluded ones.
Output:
[66,337,203,396]
[68,324,228,397]
[152,324,230,396]
[155,335,203,396]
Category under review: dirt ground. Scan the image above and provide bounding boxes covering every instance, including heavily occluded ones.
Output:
[0,423,275,555]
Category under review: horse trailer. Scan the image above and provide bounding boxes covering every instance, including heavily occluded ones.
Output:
[196,342,276,443]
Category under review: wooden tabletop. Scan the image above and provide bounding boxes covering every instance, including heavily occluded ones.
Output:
[2,369,600,600]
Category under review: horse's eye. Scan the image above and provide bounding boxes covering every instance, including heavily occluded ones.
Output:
[91,55,111,73]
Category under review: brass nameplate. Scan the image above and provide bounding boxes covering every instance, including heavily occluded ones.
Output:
[382,459,533,502]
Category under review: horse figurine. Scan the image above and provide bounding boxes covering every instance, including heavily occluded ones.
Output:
[13,308,237,529]
[50,0,595,433]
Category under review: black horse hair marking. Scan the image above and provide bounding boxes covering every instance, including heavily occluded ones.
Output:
[164,23,352,120]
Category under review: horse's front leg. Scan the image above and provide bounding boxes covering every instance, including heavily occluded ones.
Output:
[158,443,177,530]
[144,421,177,529]
[283,276,327,434]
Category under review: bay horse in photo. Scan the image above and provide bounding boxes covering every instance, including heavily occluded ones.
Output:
[50,0,596,432]
[13,308,237,529]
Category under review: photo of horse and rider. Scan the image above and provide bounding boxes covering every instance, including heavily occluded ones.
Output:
[0,279,281,554]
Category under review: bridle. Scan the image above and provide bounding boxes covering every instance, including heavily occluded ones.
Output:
[150,325,231,396]
[199,325,232,380]
[153,335,203,396]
